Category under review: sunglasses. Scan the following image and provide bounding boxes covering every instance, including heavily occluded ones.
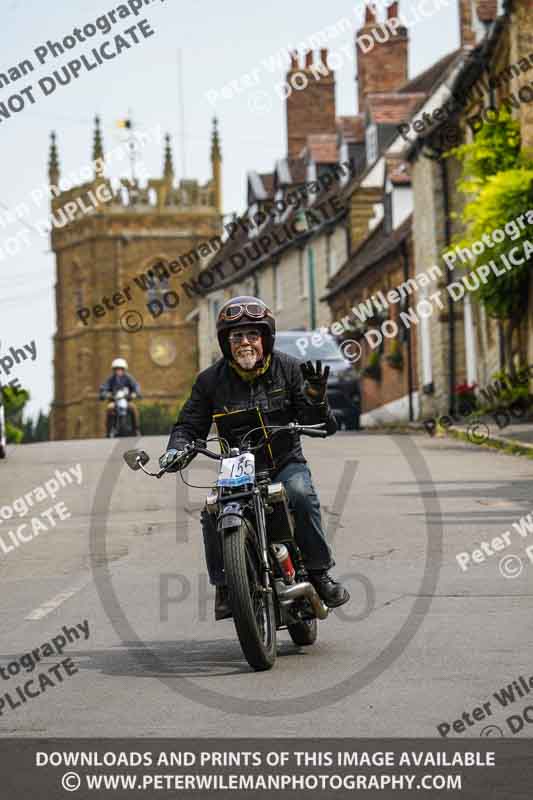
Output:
[228,330,262,344]
[219,302,270,322]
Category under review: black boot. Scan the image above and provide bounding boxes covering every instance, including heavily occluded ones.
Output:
[309,571,350,608]
[215,585,232,620]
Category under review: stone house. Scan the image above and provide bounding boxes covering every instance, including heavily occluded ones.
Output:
[404,0,533,419]
[321,7,464,424]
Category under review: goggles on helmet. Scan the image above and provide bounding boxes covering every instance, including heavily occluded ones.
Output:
[218,301,270,323]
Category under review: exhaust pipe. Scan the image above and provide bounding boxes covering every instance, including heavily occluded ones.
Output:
[277,581,329,620]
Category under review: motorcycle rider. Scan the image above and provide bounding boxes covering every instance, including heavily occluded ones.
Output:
[159,296,350,620]
[99,358,141,437]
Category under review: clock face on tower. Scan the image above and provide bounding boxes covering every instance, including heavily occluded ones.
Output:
[149,336,177,367]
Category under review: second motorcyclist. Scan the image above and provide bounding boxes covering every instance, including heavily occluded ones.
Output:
[159,296,350,620]
[99,358,141,437]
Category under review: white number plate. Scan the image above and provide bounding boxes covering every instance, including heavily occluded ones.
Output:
[217,453,255,487]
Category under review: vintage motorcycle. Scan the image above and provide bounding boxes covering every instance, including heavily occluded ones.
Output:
[102,388,135,438]
[123,421,331,671]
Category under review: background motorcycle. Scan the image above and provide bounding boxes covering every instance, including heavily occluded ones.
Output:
[101,388,136,438]
[124,422,331,671]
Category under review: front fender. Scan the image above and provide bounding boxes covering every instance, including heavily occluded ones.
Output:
[218,501,244,531]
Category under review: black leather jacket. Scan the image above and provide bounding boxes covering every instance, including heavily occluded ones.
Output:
[167,351,337,475]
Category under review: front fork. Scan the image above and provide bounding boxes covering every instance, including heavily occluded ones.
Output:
[252,488,272,592]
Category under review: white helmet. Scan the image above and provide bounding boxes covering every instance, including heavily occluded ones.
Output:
[111,358,128,370]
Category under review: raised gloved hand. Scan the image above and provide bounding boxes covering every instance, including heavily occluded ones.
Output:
[159,448,183,471]
[300,360,330,403]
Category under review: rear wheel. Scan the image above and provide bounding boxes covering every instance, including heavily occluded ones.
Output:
[288,617,318,646]
[223,522,276,671]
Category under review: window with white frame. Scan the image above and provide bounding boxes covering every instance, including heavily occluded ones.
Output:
[366,124,378,165]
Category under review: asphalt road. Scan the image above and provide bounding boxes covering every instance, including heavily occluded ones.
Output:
[0,431,532,738]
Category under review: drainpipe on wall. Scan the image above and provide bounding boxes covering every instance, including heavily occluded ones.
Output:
[400,239,414,422]
[308,246,317,330]
[441,156,456,417]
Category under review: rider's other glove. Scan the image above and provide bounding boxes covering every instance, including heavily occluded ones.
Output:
[300,360,330,403]
[159,448,183,471]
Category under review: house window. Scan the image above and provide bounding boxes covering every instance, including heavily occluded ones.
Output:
[366,124,378,165]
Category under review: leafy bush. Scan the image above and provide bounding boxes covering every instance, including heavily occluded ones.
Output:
[139,403,176,436]
[449,108,533,324]
[1,385,29,443]
[139,383,194,436]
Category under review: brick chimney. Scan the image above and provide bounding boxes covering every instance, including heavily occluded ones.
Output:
[459,0,476,47]
[286,49,336,160]
[476,0,498,24]
[356,1,409,113]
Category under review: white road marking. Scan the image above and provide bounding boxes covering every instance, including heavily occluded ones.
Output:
[25,576,92,621]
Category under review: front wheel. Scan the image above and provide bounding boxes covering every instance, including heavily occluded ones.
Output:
[223,522,276,671]
[288,617,318,646]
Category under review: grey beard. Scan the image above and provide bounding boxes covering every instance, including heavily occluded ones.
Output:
[235,350,259,370]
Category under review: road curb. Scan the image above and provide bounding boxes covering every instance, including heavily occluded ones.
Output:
[447,425,533,458]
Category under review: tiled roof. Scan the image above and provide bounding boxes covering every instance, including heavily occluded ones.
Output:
[398,49,463,95]
[366,92,426,124]
[199,165,351,295]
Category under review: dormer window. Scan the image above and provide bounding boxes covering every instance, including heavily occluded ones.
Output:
[339,141,349,186]
[366,124,378,165]
[249,202,259,237]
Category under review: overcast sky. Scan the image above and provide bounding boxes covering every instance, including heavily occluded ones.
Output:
[0,0,459,416]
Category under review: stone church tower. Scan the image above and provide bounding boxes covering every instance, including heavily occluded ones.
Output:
[49,116,222,440]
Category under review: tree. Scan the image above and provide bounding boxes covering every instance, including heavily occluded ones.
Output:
[449,109,533,368]
[1,385,30,443]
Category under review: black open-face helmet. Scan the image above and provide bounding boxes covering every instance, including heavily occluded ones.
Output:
[216,296,276,359]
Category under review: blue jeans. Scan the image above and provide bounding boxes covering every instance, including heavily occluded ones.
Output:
[201,462,334,586]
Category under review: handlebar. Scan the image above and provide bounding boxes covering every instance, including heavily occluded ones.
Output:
[133,423,329,479]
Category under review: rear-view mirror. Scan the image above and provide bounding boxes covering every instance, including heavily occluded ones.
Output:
[123,449,150,471]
